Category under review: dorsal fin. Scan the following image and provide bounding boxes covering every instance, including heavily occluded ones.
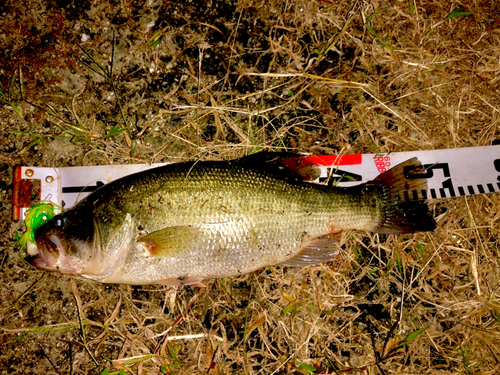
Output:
[235,152,321,181]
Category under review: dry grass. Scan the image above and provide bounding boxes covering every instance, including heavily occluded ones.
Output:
[1,0,500,373]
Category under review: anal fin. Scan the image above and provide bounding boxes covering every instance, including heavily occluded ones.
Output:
[155,276,205,287]
[280,237,340,267]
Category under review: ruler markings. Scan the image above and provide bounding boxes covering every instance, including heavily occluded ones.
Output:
[494,159,500,174]
[412,190,418,200]
[403,191,410,201]
[487,183,495,193]
[458,186,465,196]
[442,179,456,197]
[478,185,485,194]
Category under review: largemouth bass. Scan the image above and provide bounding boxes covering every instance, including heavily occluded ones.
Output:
[30,152,436,285]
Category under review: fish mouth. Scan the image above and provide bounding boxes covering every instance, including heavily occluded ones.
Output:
[30,251,49,270]
[31,231,76,273]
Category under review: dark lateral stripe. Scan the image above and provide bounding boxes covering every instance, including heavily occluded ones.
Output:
[487,183,495,192]
[478,184,485,194]
[458,186,465,196]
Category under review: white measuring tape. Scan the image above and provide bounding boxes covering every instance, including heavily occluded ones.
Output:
[13,145,500,220]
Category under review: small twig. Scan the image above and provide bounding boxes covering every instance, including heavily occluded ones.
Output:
[382,320,399,358]
[206,345,219,374]
[39,344,63,375]
[12,274,45,306]
[155,287,204,355]
[18,66,24,100]
[69,341,73,375]
[312,1,359,67]
[197,46,203,107]
[242,273,255,373]
[71,280,99,366]
[369,323,381,364]
[71,87,86,128]
[110,30,115,78]
[410,237,447,286]
[77,39,133,153]
[160,333,205,340]
[368,320,389,375]
[269,317,325,375]
[464,197,482,296]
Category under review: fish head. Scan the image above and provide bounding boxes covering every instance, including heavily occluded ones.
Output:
[31,211,98,276]
[31,204,136,281]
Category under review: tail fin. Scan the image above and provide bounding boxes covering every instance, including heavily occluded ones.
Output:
[371,158,436,234]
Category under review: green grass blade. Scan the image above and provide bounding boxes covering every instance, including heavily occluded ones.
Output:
[298,362,317,372]
[8,69,17,98]
[365,9,394,51]
[408,0,416,13]
[446,8,474,19]
[399,327,428,347]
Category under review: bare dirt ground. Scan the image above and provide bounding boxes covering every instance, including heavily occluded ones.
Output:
[1,0,500,374]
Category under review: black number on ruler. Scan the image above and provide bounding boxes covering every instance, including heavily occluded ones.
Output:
[62,181,105,193]
[494,158,500,193]
[439,178,455,198]
[404,163,455,198]
[495,159,500,181]
[404,163,450,179]
[319,168,362,186]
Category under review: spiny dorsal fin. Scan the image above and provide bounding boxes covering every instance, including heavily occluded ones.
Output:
[279,237,340,267]
[235,152,321,181]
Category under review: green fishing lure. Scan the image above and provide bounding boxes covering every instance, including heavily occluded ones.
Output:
[18,201,60,260]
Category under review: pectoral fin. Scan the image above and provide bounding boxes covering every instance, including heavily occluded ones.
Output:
[279,237,340,267]
[138,225,199,258]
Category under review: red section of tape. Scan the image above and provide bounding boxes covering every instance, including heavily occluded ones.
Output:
[300,154,362,167]
[12,166,34,221]
[280,154,363,181]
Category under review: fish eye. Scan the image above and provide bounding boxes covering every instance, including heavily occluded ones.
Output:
[55,217,66,227]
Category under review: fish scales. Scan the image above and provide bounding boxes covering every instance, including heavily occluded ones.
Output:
[31,153,436,285]
[100,163,373,283]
